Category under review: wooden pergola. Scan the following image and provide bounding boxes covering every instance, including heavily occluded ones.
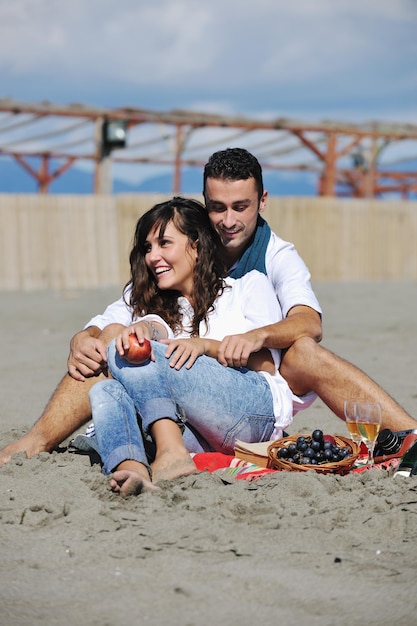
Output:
[1,98,416,197]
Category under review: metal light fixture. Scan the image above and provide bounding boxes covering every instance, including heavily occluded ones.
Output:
[102,119,127,156]
[352,149,365,169]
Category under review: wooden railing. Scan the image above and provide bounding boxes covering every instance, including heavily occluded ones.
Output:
[1,194,416,290]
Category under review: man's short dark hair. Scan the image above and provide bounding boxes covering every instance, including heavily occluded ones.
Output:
[203,148,264,200]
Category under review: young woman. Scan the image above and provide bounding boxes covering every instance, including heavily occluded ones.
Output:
[86,197,293,495]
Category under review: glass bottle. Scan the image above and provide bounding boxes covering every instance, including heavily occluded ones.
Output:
[393,441,417,478]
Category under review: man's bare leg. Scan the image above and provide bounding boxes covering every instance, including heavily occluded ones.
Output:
[280,337,417,431]
[0,324,123,466]
[0,372,104,466]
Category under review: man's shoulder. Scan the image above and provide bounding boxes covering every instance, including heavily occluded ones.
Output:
[265,230,311,278]
[266,230,295,255]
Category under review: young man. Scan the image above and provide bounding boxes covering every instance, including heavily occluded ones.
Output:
[202,150,417,431]
[1,148,416,466]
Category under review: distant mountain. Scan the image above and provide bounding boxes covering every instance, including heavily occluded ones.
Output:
[0,157,318,196]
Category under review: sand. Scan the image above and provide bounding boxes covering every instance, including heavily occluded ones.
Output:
[1,282,417,626]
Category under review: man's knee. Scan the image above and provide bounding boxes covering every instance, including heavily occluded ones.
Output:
[280,337,325,395]
[282,337,321,369]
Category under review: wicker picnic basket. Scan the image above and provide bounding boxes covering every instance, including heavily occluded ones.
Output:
[267,434,360,475]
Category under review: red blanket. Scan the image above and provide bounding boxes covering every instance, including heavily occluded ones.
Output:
[192,452,399,481]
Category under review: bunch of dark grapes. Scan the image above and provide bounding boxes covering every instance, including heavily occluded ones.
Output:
[277,430,350,466]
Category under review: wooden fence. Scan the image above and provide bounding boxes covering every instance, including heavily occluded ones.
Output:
[1,193,416,290]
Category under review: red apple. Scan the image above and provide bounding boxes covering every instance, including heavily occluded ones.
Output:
[124,335,152,365]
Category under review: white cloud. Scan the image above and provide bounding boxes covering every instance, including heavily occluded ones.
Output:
[1,0,416,194]
[1,0,416,91]
[0,1,214,82]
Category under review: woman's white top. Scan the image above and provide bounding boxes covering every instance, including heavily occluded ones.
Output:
[87,270,294,437]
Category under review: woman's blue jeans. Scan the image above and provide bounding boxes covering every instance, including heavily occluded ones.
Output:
[89,340,276,474]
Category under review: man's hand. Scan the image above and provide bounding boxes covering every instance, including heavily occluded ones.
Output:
[217,307,322,369]
[217,329,265,368]
[68,328,108,381]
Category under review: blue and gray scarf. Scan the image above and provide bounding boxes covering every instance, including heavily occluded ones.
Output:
[228,215,271,279]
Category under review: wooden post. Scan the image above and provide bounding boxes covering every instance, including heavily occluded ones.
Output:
[321,132,337,196]
[173,125,183,194]
[94,117,112,194]
[364,137,378,198]
[38,155,49,193]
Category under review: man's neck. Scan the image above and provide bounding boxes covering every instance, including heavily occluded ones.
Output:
[221,248,241,271]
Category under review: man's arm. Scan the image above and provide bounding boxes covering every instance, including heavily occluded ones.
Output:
[68,292,136,381]
[269,305,322,348]
[163,336,276,375]
[217,305,322,368]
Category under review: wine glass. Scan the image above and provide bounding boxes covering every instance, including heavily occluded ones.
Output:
[355,402,382,465]
[343,400,362,450]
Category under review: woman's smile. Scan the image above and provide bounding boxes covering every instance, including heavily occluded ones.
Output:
[145,221,198,298]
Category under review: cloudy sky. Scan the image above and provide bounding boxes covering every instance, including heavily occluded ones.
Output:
[0,0,416,190]
[2,0,416,120]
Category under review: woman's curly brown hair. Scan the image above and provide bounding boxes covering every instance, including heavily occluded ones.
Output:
[123,197,227,336]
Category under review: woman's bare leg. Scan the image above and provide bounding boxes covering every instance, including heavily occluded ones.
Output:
[110,460,159,496]
[150,419,198,483]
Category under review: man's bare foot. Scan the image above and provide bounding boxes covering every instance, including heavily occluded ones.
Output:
[0,427,57,467]
[151,448,198,484]
[109,470,160,496]
[0,437,37,467]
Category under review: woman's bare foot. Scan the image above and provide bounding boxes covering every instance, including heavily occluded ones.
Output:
[109,469,160,496]
[151,447,198,484]
[109,460,159,496]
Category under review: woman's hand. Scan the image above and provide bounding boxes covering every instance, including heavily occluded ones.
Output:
[116,322,156,362]
[161,337,208,370]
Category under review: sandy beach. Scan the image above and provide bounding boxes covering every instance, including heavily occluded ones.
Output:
[1,282,417,626]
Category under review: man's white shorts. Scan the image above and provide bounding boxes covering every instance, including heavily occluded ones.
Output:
[292,390,317,416]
